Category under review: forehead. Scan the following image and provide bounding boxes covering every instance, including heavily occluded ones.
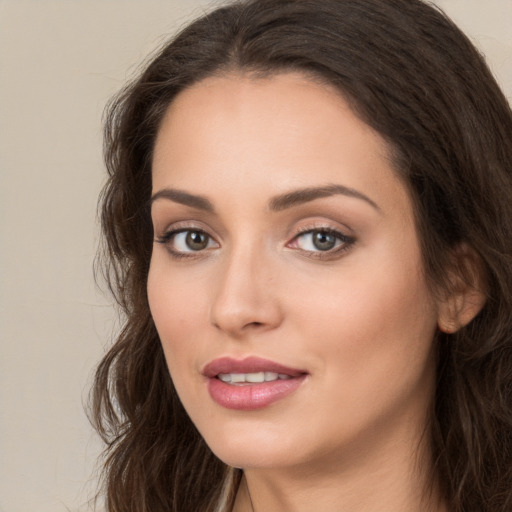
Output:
[151,72,408,215]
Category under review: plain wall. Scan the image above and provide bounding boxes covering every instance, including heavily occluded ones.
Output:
[0,1,510,511]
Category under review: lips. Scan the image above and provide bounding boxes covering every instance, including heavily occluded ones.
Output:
[203,357,308,410]
[203,356,306,378]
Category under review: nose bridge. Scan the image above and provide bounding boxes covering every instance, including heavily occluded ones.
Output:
[210,235,281,336]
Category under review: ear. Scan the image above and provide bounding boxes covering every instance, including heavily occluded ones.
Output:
[437,244,487,334]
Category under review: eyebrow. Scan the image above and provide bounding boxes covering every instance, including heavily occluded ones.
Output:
[269,184,380,212]
[150,188,215,212]
[150,183,380,213]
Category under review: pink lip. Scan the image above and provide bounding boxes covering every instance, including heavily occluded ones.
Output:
[203,356,306,377]
[203,357,308,411]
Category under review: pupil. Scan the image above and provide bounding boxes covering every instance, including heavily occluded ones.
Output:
[186,231,208,250]
[313,231,336,251]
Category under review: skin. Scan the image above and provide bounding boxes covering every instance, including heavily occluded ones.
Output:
[148,72,451,512]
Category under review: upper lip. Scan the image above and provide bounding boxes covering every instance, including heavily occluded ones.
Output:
[202,357,307,378]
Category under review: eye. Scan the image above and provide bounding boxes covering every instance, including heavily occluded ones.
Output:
[288,228,354,255]
[156,228,218,254]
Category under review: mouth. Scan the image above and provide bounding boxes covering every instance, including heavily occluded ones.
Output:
[203,357,308,410]
[217,371,293,384]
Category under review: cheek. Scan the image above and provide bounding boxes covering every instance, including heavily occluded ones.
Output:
[147,264,215,432]
[288,246,438,408]
[147,260,208,375]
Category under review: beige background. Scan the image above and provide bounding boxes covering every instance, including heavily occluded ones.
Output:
[0,1,510,511]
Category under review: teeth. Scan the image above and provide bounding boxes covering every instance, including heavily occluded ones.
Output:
[246,372,265,383]
[217,372,290,384]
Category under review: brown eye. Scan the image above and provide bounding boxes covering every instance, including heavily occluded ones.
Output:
[156,228,218,254]
[170,229,212,252]
[185,230,210,251]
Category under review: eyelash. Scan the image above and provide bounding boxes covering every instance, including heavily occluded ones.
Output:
[155,226,355,260]
[155,228,217,260]
[288,227,355,260]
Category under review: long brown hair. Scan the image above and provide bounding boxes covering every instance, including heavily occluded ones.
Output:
[92,1,512,510]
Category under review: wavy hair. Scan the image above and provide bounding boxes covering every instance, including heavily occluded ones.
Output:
[91,0,512,510]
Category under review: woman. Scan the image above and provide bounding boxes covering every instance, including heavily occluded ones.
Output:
[91,0,512,511]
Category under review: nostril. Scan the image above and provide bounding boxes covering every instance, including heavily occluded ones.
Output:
[210,289,283,335]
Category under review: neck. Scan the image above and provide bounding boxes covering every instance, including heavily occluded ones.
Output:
[232,420,447,512]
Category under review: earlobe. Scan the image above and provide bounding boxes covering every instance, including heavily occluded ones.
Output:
[437,287,487,333]
[436,244,487,334]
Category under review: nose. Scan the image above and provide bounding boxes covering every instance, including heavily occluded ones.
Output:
[209,244,283,338]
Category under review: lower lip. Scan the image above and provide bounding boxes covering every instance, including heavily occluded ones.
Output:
[207,376,306,410]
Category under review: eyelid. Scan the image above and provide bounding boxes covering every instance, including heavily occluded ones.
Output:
[289,227,353,246]
[153,217,220,240]
[154,217,214,235]
[286,222,356,259]
[153,218,355,260]
[154,221,220,258]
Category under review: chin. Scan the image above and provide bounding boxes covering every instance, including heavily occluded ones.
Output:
[198,417,307,469]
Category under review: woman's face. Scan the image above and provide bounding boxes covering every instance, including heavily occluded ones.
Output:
[148,72,441,472]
